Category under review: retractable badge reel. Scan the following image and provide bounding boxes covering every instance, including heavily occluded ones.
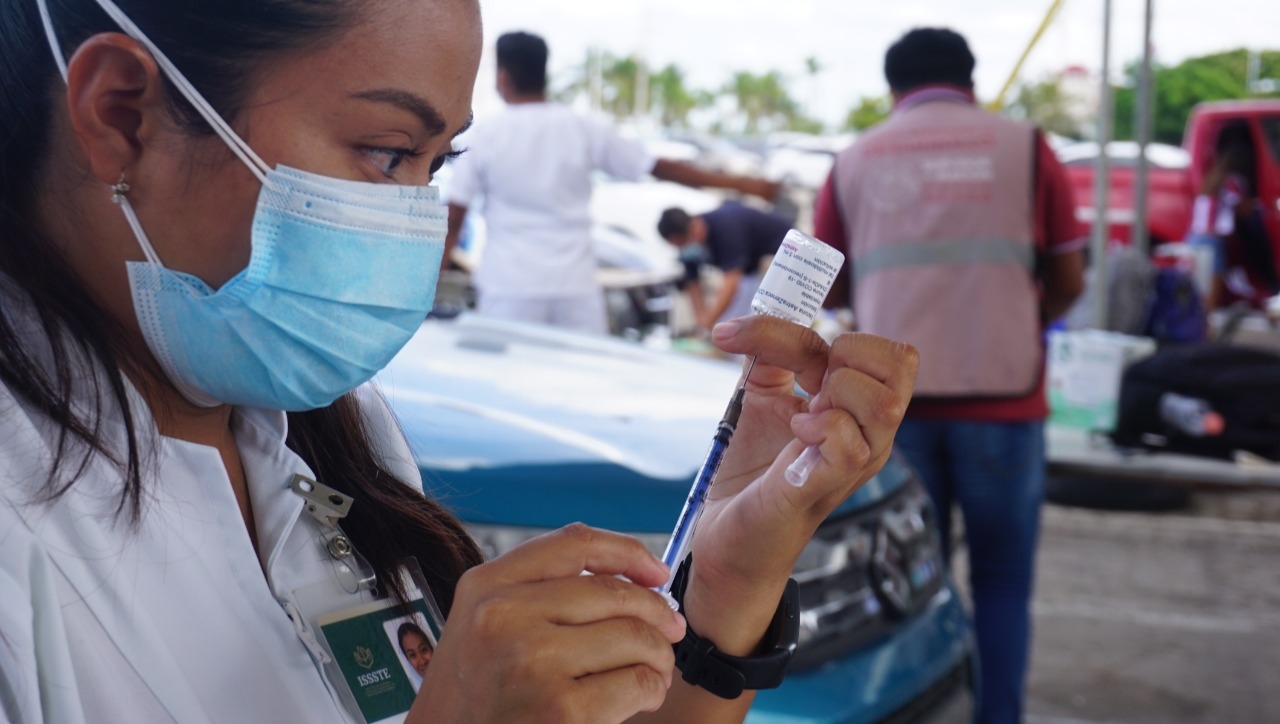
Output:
[288,475,447,724]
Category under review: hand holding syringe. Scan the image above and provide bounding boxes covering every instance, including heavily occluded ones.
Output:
[657,230,845,602]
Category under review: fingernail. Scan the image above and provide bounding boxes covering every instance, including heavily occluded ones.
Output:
[711,320,739,342]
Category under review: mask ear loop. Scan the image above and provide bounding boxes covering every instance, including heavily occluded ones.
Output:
[111,174,210,301]
[110,174,164,267]
[34,0,272,184]
[35,0,68,81]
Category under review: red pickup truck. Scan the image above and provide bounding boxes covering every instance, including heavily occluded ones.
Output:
[1062,100,1280,270]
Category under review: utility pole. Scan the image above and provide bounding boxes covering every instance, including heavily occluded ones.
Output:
[1091,0,1115,329]
[589,48,603,114]
[636,60,649,119]
[634,4,651,121]
[1132,0,1155,256]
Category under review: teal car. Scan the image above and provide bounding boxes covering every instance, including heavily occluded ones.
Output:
[377,313,976,723]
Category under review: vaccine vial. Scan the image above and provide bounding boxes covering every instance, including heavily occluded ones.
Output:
[752,229,846,325]
[750,230,846,487]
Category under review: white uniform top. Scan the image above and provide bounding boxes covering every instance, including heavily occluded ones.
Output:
[0,284,428,723]
[444,102,655,299]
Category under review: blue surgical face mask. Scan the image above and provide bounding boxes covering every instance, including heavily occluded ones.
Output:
[678,244,707,264]
[39,0,445,410]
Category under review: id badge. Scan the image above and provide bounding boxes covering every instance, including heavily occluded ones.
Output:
[293,559,447,724]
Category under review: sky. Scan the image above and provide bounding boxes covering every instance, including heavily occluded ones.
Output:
[469,0,1280,127]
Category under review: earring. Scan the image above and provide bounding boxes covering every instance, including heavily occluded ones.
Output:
[111,173,130,205]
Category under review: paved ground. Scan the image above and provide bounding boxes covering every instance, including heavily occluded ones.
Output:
[1010,489,1280,724]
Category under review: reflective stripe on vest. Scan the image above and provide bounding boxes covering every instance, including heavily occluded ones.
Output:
[852,237,1034,282]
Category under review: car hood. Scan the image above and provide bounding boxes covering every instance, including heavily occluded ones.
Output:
[377,314,910,530]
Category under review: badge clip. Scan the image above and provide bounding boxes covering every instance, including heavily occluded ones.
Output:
[291,474,377,593]
[291,474,353,529]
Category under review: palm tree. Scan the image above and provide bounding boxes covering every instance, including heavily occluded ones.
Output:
[552,50,645,120]
[804,56,824,121]
[726,70,800,134]
[651,64,701,127]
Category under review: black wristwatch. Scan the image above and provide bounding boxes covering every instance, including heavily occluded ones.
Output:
[670,554,800,700]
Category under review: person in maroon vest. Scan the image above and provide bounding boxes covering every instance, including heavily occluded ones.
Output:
[813,28,1085,724]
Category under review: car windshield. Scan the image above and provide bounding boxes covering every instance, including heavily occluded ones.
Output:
[1263,116,1280,164]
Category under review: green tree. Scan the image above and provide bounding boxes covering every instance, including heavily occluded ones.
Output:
[725,70,804,134]
[600,54,642,119]
[800,56,827,134]
[551,48,606,110]
[555,52,715,128]
[1008,77,1087,139]
[844,96,891,131]
[1113,49,1280,144]
[651,64,703,127]
[788,116,826,134]
[556,52,827,134]
[550,50,644,120]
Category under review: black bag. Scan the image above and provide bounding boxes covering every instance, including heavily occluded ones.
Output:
[1112,344,1280,461]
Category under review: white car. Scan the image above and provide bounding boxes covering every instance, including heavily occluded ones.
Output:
[762,133,855,190]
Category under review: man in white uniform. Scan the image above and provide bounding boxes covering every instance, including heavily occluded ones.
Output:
[444,31,779,334]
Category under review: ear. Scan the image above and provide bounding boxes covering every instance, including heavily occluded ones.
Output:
[495,67,510,97]
[692,217,708,242]
[63,33,170,187]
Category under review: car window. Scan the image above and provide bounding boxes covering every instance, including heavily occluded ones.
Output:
[1263,117,1280,164]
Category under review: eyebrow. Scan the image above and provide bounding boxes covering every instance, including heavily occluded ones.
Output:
[351,88,473,139]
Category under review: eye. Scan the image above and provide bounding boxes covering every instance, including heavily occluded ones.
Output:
[430,148,468,175]
[362,146,424,177]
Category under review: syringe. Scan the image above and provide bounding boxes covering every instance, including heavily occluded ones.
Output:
[655,230,845,604]
[657,357,757,601]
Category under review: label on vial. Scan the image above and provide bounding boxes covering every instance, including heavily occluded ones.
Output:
[752,229,846,326]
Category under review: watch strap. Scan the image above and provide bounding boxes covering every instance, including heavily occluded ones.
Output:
[670,554,800,700]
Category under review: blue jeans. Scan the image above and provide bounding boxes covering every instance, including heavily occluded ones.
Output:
[1187,232,1227,275]
[894,419,1046,724]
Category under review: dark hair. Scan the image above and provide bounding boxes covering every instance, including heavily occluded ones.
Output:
[657,207,692,240]
[496,31,548,94]
[884,27,975,93]
[397,621,430,652]
[1203,124,1257,196]
[0,0,481,612]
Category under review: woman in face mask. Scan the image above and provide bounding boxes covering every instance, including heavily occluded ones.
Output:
[0,1,919,723]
